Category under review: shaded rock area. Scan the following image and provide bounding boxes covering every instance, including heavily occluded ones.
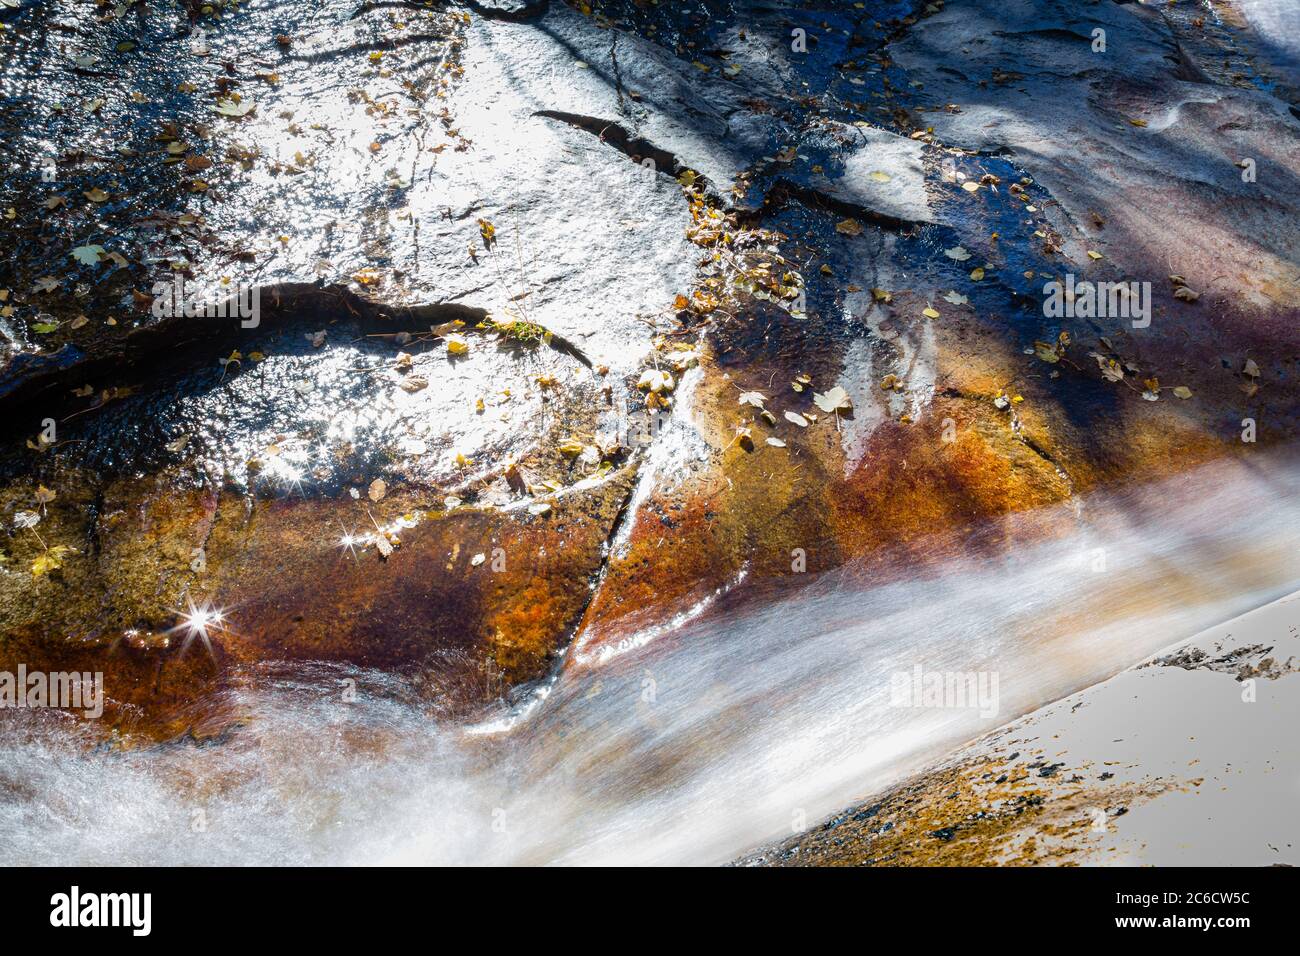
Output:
[0,0,1297,741]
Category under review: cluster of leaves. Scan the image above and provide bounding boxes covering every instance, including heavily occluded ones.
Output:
[488,317,548,346]
[676,173,802,321]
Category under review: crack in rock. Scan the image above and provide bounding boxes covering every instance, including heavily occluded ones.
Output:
[534,109,688,184]
[0,283,594,420]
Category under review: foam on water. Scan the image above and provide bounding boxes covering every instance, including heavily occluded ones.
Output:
[2,452,1298,865]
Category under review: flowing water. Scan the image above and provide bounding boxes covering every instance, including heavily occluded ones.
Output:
[2,450,1299,865]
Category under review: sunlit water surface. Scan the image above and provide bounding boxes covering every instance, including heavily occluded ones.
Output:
[2,452,1298,865]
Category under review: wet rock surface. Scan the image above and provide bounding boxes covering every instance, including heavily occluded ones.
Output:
[0,0,1297,742]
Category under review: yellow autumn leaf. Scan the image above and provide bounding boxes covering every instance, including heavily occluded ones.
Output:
[32,545,75,577]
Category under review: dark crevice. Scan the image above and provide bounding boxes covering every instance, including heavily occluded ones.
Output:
[464,0,551,23]
[547,460,641,671]
[1018,430,1076,495]
[282,29,451,62]
[349,0,549,22]
[534,109,687,182]
[744,178,923,234]
[0,283,590,428]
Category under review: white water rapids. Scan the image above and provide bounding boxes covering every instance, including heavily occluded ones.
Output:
[2,451,1298,865]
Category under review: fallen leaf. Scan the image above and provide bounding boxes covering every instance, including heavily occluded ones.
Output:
[783,410,809,427]
[368,478,387,501]
[943,246,971,261]
[70,245,104,266]
[1172,386,1193,399]
[32,545,75,577]
[835,218,863,236]
[1091,352,1124,382]
[813,385,852,414]
[213,97,256,117]
[637,368,674,393]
